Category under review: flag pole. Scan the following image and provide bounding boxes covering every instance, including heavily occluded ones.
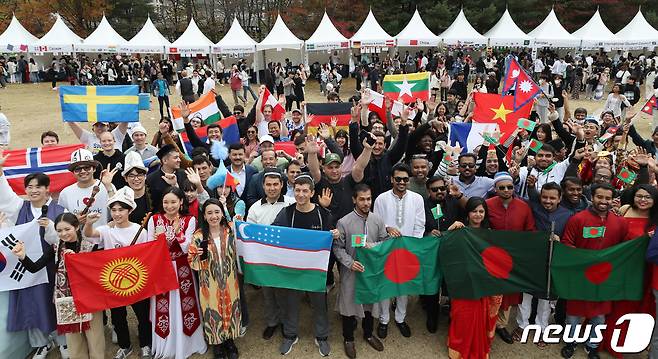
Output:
[546,221,555,299]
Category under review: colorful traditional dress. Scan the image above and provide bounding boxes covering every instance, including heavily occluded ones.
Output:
[188,226,241,344]
[448,295,502,359]
[147,213,206,358]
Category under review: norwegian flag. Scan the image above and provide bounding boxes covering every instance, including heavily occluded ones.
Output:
[641,95,657,115]
[261,87,286,121]
[4,144,85,195]
[501,56,541,111]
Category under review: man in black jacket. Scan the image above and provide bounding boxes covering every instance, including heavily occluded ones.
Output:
[623,76,641,107]
[177,70,195,103]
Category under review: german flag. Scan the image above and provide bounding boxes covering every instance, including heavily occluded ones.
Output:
[305,103,352,133]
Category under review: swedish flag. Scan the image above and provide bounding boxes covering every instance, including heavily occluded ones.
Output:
[59,85,139,123]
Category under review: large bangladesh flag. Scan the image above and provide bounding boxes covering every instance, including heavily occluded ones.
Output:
[383,72,430,103]
[551,235,649,301]
[439,228,550,299]
[354,236,441,304]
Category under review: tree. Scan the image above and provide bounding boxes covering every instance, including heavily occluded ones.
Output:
[107,0,153,40]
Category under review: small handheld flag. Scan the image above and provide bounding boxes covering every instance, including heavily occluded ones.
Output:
[482,133,500,146]
[517,118,536,132]
[529,139,543,153]
[431,205,443,219]
[641,95,657,115]
[583,226,605,238]
[352,234,366,248]
[617,168,637,184]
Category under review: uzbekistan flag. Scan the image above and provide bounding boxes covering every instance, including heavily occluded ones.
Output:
[171,90,220,131]
[383,72,430,103]
[235,221,332,292]
[59,85,139,122]
[66,239,179,313]
[179,116,240,154]
[4,144,85,195]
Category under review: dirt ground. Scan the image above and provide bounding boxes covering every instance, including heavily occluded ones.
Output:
[0,80,651,358]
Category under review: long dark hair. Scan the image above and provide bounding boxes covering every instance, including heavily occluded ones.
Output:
[629,184,658,232]
[199,199,230,241]
[464,197,490,229]
[161,186,189,215]
[53,213,82,270]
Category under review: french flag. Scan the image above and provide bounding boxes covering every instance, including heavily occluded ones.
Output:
[449,123,500,153]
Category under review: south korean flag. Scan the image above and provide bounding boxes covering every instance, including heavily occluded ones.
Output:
[0,220,48,291]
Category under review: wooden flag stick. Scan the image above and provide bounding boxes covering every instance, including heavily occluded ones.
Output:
[130,212,152,246]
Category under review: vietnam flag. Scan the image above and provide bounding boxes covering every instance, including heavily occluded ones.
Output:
[439,227,549,299]
[473,93,532,144]
[383,72,430,103]
[501,56,541,111]
[66,239,179,313]
[551,235,648,301]
[354,236,441,304]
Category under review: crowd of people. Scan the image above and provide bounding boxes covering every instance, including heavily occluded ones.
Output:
[2,46,658,359]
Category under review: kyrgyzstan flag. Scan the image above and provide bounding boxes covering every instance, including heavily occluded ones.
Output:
[439,227,549,299]
[354,236,441,304]
[305,102,352,133]
[473,93,532,144]
[66,239,179,313]
[382,72,430,103]
[501,56,541,111]
[551,235,648,301]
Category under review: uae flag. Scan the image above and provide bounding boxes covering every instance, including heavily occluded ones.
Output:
[66,239,179,313]
[305,102,352,132]
[439,228,549,299]
[383,72,430,103]
[354,236,441,304]
[551,235,649,301]
[473,93,532,144]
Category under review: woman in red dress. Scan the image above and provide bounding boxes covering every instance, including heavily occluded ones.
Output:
[446,197,501,359]
[602,184,658,358]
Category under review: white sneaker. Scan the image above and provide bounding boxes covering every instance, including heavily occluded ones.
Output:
[111,326,118,344]
[59,345,70,359]
[239,325,247,338]
[32,343,54,359]
[113,346,133,359]
[140,346,152,358]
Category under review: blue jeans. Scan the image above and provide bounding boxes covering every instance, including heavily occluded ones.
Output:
[566,314,605,349]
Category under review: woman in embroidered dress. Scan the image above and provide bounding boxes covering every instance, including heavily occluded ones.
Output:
[147,187,206,358]
[446,197,501,359]
[11,213,105,359]
[188,199,241,359]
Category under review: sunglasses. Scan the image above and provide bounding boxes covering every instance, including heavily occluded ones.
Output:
[73,165,93,173]
[497,185,514,191]
[429,186,447,192]
[393,176,410,183]
[247,130,256,134]
[234,111,243,115]
[459,163,476,169]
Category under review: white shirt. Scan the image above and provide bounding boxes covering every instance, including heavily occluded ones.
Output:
[517,159,570,199]
[231,164,247,197]
[79,127,125,154]
[246,196,295,225]
[58,182,110,229]
[90,223,147,249]
[202,77,215,95]
[373,190,425,238]
[0,176,58,244]
[533,58,545,73]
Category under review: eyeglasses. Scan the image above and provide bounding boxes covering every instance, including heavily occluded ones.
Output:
[126,173,145,180]
[459,163,476,169]
[594,174,612,181]
[497,185,514,191]
[73,165,93,173]
[429,186,447,192]
[393,176,410,183]
[635,194,653,200]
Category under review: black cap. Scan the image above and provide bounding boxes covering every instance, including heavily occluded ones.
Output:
[156,144,177,160]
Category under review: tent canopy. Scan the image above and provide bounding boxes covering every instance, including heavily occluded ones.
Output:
[616,8,658,49]
[529,8,579,48]
[257,14,303,51]
[77,15,126,52]
[395,9,440,47]
[170,18,213,54]
[351,9,394,47]
[213,17,257,54]
[121,16,170,54]
[439,9,486,46]
[0,15,38,52]
[572,9,621,49]
[34,14,83,52]
[305,12,350,51]
[484,8,532,47]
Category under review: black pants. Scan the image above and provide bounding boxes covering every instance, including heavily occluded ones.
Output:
[326,252,336,286]
[111,299,151,349]
[51,80,56,88]
[342,312,374,341]
[554,298,567,326]
[421,294,439,324]
[158,95,170,119]
[285,95,296,111]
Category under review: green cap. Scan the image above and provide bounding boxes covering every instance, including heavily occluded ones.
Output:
[323,153,342,165]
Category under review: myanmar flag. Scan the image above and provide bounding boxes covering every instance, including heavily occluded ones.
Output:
[473,93,532,144]
[383,72,430,103]
[439,228,549,300]
[354,236,441,304]
[551,235,649,301]
[66,239,179,313]
[305,102,352,134]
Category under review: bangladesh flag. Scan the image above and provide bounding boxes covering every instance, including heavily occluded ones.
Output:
[354,236,441,304]
[550,235,649,301]
[383,72,430,103]
[529,138,543,153]
[439,228,550,299]
[517,118,536,132]
[617,168,637,184]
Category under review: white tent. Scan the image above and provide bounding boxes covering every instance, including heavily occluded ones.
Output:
[305,12,350,51]
[616,8,658,49]
[351,9,395,48]
[121,16,170,54]
[484,8,532,47]
[76,15,126,53]
[439,9,486,46]
[34,14,83,53]
[257,14,303,51]
[169,18,213,55]
[572,9,622,49]
[529,8,579,48]
[395,9,440,47]
[212,17,257,54]
[0,15,38,52]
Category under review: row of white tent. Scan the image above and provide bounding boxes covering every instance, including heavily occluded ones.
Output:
[1,7,657,56]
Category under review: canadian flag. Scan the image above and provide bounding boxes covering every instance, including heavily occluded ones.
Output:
[261,87,286,121]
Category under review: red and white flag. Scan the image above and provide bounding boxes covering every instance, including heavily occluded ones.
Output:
[261,87,286,121]
[501,57,541,111]
[641,95,657,115]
